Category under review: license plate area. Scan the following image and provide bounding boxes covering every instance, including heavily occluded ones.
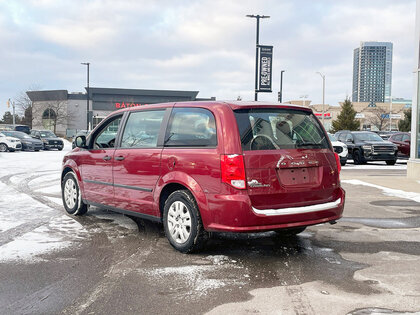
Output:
[278,167,319,186]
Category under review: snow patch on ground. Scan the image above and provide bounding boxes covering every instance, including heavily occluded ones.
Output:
[140,256,244,298]
[0,220,24,233]
[149,265,227,293]
[0,215,88,263]
[342,179,420,203]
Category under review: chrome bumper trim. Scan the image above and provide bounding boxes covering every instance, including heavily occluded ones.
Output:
[252,198,342,216]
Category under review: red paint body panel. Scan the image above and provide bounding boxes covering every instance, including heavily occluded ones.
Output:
[112,148,162,216]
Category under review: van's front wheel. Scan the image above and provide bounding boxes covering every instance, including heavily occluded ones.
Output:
[163,190,207,253]
[62,172,88,216]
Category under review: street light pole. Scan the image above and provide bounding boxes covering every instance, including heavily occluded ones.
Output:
[279,70,285,102]
[300,94,308,107]
[389,96,393,131]
[246,14,270,101]
[316,72,326,126]
[81,62,90,130]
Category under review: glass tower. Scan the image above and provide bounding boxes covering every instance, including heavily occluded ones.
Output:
[352,41,393,103]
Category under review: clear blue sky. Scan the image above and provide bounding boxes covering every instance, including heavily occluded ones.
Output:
[0,0,416,117]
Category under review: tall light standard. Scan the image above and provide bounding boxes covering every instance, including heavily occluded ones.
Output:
[81,62,90,130]
[300,94,308,107]
[279,70,285,102]
[316,72,326,125]
[246,14,270,101]
[389,96,393,131]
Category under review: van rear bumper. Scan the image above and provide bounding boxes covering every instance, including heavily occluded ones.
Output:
[203,188,345,233]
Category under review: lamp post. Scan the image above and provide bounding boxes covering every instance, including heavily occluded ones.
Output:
[316,72,326,125]
[300,94,308,107]
[246,14,270,101]
[81,62,90,130]
[389,96,393,131]
[279,70,285,102]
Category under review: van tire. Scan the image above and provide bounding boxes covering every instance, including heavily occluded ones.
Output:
[62,172,88,216]
[163,190,207,253]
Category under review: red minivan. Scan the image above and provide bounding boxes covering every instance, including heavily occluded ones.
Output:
[62,101,345,253]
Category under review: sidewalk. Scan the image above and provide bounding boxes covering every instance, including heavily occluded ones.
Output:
[341,173,420,194]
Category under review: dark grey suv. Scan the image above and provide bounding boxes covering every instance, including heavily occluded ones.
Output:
[335,131,398,165]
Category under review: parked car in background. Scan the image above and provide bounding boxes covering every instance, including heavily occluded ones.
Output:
[328,133,348,166]
[0,124,30,134]
[388,132,410,158]
[335,130,398,165]
[0,132,22,152]
[0,131,43,151]
[31,130,64,150]
[374,131,394,140]
[62,101,345,253]
[71,130,90,149]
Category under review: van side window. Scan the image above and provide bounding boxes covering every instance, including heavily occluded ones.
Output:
[164,108,217,147]
[93,115,122,149]
[121,110,165,148]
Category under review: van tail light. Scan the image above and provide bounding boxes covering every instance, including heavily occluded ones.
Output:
[334,152,341,173]
[221,154,246,189]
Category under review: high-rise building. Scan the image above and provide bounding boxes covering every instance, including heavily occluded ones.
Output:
[352,41,393,103]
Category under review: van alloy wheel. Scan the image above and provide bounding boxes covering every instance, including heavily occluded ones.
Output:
[61,172,88,215]
[167,201,192,244]
[163,190,208,253]
[64,178,78,209]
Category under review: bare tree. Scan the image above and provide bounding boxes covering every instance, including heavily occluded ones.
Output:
[13,85,42,128]
[367,107,389,131]
[33,100,73,134]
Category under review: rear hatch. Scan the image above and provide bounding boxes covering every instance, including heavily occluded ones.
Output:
[234,108,340,210]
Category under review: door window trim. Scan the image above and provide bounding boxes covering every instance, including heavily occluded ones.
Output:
[116,108,172,149]
[88,113,125,150]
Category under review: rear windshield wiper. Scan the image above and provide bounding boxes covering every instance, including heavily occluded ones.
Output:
[296,142,323,148]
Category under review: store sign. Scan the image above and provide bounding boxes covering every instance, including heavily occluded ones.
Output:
[381,114,402,119]
[115,102,147,109]
[258,45,273,92]
[314,113,331,118]
[355,113,365,119]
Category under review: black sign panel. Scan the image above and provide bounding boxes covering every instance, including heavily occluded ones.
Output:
[258,45,273,92]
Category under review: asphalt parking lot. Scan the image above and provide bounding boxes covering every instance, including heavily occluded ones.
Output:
[0,148,419,315]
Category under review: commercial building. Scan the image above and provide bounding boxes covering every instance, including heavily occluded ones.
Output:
[286,98,410,132]
[352,41,393,103]
[27,87,215,136]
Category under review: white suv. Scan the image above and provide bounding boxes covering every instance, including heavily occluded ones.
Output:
[328,133,348,166]
[0,132,22,152]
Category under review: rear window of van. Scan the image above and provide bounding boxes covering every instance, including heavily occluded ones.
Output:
[234,109,329,151]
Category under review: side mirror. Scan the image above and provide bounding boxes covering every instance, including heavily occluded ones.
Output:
[404,139,410,143]
[75,135,87,148]
[346,138,353,143]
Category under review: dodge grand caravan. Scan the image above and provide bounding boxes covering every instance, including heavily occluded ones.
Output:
[62,101,345,253]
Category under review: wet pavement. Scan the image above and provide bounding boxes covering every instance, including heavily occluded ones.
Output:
[0,152,419,314]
